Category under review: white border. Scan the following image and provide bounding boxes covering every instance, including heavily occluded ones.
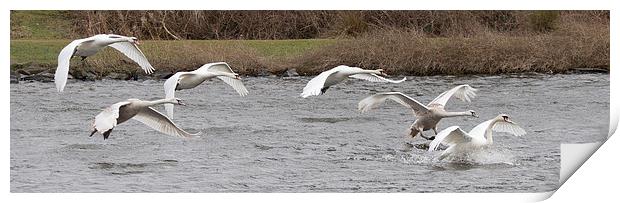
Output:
[3,0,617,202]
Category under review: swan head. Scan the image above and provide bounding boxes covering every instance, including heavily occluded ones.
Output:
[172,98,186,106]
[376,69,389,76]
[498,114,514,124]
[130,37,140,45]
[469,110,478,118]
[223,72,241,80]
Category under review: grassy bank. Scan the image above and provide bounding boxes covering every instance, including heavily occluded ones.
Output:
[10,35,608,77]
[10,39,336,76]
[9,10,609,77]
[10,11,72,39]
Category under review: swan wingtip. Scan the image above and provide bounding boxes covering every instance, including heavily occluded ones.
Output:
[188,131,203,138]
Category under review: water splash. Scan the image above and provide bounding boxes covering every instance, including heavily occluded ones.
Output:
[430,146,518,166]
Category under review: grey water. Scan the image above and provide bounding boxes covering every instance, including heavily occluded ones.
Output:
[10,73,609,192]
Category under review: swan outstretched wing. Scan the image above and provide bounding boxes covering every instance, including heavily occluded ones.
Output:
[196,62,249,96]
[493,122,526,137]
[217,76,249,96]
[429,126,472,151]
[54,39,90,92]
[132,107,200,138]
[349,74,406,83]
[300,68,340,98]
[108,42,155,74]
[467,120,494,140]
[358,92,429,113]
[428,84,477,107]
[466,118,526,139]
[93,101,131,133]
[202,62,234,73]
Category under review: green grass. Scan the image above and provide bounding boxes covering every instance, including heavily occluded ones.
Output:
[242,39,337,59]
[11,11,72,39]
[11,40,69,65]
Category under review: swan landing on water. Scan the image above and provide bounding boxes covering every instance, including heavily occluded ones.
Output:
[163,62,249,119]
[358,84,479,140]
[89,98,200,140]
[428,114,526,160]
[54,34,155,92]
[300,65,406,98]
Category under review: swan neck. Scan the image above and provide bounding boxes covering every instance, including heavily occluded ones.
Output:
[207,71,234,78]
[441,111,470,118]
[221,72,237,78]
[104,37,131,45]
[361,69,379,74]
[148,98,176,106]
[346,69,377,75]
[484,120,499,144]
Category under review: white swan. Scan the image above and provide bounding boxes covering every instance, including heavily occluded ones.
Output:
[54,34,155,92]
[429,114,526,160]
[300,65,406,98]
[89,98,200,140]
[163,62,248,119]
[358,85,478,140]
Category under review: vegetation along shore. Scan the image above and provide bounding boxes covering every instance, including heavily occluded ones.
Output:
[10,11,609,83]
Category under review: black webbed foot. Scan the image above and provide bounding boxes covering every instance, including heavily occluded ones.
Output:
[89,130,97,137]
[420,134,435,140]
[103,129,113,140]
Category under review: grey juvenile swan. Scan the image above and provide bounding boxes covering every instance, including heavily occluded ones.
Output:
[163,62,248,119]
[300,65,406,98]
[358,84,478,140]
[429,114,526,160]
[90,98,200,140]
[55,34,155,92]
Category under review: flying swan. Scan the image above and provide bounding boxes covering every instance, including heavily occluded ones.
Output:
[428,114,526,160]
[54,34,155,92]
[89,98,200,140]
[300,65,406,98]
[163,62,248,119]
[358,84,478,140]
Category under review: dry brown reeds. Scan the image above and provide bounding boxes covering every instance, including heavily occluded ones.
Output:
[290,11,609,75]
[71,11,338,40]
[70,11,608,40]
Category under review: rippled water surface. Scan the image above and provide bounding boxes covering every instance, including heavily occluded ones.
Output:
[10,74,609,192]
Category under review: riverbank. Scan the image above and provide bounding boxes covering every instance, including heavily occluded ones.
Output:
[10,11,609,81]
[10,39,335,82]
[10,34,609,83]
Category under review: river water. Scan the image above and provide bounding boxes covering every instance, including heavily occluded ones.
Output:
[10,73,609,192]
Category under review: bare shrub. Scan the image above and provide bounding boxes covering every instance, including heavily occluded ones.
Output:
[68,11,610,40]
[528,11,560,32]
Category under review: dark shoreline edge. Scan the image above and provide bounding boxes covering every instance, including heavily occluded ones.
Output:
[10,66,609,84]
